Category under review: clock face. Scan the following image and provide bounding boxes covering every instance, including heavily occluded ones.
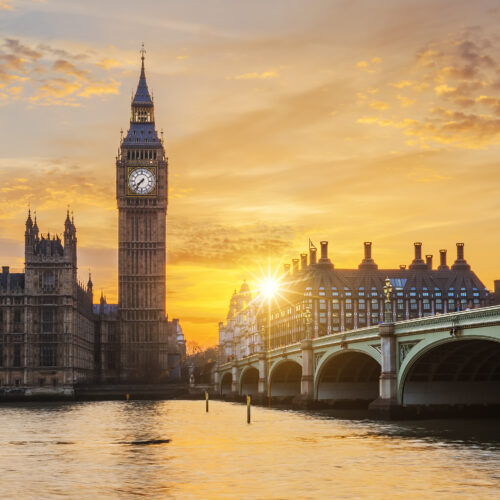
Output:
[128,168,156,195]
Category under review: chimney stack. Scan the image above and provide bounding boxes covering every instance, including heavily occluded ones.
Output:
[310,247,317,265]
[451,242,470,270]
[409,242,427,270]
[292,258,299,274]
[414,242,422,260]
[300,253,308,270]
[438,249,448,270]
[359,241,378,270]
[426,254,433,269]
[364,242,372,260]
[317,241,334,268]
[320,241,328,260]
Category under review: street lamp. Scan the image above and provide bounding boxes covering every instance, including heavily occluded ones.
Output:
[303,305,312,340]
[383,277,393,323]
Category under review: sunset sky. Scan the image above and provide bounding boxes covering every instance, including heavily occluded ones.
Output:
[1,0,500,345]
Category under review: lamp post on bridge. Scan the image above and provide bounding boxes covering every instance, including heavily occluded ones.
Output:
[383,277,394,323]
[303,305,312,340]
[368,276,402,418]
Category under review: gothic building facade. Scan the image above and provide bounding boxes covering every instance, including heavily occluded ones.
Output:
[0,53,185,396]
[219,241,494,362]
[0,212,95,395]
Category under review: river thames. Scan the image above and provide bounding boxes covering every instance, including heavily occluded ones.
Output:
[0,400,498,499]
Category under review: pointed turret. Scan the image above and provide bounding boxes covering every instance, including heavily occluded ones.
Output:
[33,212,39,238]
[25,208,33,230]
[132,44,153,106]
[25,208,34,258]
[122,46,160,148]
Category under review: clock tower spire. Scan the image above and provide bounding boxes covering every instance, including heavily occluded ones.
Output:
[116,47,169,381]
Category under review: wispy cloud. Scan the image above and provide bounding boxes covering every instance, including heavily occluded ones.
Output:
[232,69,279,80]
[0,38,123,106]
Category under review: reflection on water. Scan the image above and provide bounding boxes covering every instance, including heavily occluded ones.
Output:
[0,401,498,499]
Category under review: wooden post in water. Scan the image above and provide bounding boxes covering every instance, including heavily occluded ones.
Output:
[247,394,251,424]
[205,391,209,413]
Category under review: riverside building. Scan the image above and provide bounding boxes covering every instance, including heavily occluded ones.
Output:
[0,51,185,396]
[219,241,494,362]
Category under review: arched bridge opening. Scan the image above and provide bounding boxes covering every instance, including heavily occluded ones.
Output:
[270,361,302,397]
[240,367,259,396]
[402,339,500,406]
[220,372,232,396]
[317,351,381,406]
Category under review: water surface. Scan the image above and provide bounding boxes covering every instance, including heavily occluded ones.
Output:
[0,400,498,499]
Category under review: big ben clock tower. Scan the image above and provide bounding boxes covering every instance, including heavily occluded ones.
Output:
[116,48,169,381]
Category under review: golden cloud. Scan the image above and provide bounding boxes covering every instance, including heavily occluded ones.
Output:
[0,0,13,10]
[53,59,90,80]
[96,57,122,70]
[0,38,122,106]
[233,69,279,80]
[77,78,120,98]
[369,100,390,110]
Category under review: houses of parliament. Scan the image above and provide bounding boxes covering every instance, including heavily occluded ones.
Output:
[0,53,185,396]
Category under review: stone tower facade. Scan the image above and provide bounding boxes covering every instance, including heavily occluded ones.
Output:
[116,51,169,381]
[0,211,95,394]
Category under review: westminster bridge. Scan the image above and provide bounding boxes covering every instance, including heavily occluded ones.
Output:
[215,306,500,416]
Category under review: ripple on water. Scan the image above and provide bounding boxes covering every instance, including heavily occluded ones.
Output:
[0,400,498,499]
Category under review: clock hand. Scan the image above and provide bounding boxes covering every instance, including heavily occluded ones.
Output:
[136,177,146,188]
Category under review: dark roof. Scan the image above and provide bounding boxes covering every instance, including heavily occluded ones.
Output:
[35,236,64,257]
[123,122,161,147]
[284,264,489,299]
[93,303,119,318]
[132,57,153,106]
[0,272,24,291]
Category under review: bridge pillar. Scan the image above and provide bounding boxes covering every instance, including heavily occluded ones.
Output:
[213,370,220,393]
[258,352,267,395]
[369,323,403,419]
[231,362,239,395]
[300,339,314,399]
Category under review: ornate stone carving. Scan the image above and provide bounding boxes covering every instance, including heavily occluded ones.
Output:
[399,341,418,364]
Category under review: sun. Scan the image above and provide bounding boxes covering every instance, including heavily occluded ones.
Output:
[260,279,279,299]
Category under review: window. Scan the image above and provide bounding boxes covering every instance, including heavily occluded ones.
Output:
[13,344,21,367]
[42,308,55,333]
[40,345,56,367]
[345,299,352,310]
[14,310,21,323]
[358,299,365,310]
[38,378,45,387]
[371,299,378,310]
[332,299,339,310]
[0,345,2,367]
[44,272,54,288]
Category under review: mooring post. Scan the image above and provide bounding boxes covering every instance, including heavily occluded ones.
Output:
[247,394,251,424]
[205,391,209,412]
